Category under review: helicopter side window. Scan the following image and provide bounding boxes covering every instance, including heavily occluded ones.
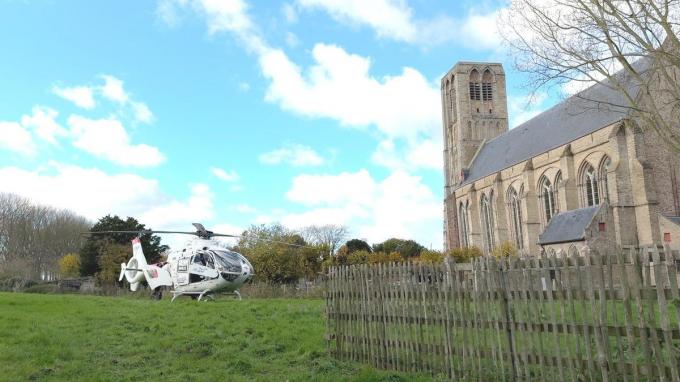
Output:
[192,252,215,269]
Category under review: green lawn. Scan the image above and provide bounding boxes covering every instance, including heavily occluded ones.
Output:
[0,292,435,382]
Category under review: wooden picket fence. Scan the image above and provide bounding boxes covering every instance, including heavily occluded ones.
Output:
[324,247,680,381]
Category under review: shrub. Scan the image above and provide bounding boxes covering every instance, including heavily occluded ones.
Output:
[447,246,482,263]
[368,251,403,264]
[417,250,445,264]
[24,283,59,294]
[347,250,370,265]
[490,241,518,258]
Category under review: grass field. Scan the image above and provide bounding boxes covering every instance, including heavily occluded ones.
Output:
[0,292,436,382]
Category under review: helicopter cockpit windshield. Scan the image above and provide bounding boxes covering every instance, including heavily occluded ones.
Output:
[211,250,242,274]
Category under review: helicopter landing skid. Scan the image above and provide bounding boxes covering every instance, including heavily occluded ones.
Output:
[229,290,242,301]
[170,289,214,302]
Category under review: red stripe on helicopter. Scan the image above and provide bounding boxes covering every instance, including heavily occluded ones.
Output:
[146,269,158,278]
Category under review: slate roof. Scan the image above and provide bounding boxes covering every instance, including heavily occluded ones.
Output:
[538,205,601,245]
[460,58,651,187]
[663,216,680,226]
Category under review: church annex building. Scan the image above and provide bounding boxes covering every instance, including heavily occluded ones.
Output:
[441,59,680,255]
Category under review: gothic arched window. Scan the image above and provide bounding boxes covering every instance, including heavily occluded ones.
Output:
[554,171,562,209]
[469,69,481,101]
[538,175,557,225]
[458,201,470,247]
[482,69,493,101]
[507,186,524,250]
[480,192,495,253]
[581,163,600,207]
[599,157,611,203]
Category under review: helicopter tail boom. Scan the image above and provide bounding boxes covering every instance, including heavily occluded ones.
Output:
[119,238,172,292]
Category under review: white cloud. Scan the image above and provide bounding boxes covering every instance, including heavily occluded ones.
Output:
[233,204,256,213]
[260,43,440,140]
[282,169,442,247]
[282,2,298,23]
[0,162,221,247]
[52,85,96,109]
[238,81,251,92]
[20,106,68,144]
[211,167,239,181]
[286,169,375,206]
[0,121,35,155]
[101,75,129,104]
[140,183,214,228]
[297,0,416,41]
[68,115,165,167]
[53,75,154,124]
[458,11,502,51]
[131,101,154,124]
[157,0,444,172]
[0,163,162,221]
[295,0,501,49]
[210,222,243,246]
[259,143,325,166]
[285,32,299,48]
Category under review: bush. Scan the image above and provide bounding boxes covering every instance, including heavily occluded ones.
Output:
[417,250,445,264]
[490,242,518,258]
[24,283,59,294]
[0,277,36,292]
[368,251,402,264]
[447,246,482,263]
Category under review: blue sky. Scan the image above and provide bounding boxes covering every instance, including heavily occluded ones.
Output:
[0,0,551,248]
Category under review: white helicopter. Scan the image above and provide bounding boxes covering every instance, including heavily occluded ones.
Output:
[93,223,256,301]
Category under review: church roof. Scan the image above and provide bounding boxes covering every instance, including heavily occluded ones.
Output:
[538,205,601,245]
[662,215,680,226]
[460,58,651,187]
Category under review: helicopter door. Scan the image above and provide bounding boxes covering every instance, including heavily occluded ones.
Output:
[176,258,190,286]
[188,252,219,283]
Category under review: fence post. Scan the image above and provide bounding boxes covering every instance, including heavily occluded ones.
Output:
[498,257,517,381]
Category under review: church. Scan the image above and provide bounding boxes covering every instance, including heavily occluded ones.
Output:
[441,59,680,255]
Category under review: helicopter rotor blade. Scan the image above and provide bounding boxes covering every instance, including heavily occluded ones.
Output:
[83,225,322,251]
[84,230,199,236]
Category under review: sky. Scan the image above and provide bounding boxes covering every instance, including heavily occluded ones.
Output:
[0,0,553,249]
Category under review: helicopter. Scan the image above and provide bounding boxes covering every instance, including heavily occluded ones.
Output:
[91,223,258,301]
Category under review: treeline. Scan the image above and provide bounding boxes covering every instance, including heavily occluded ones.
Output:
[233,224,521,284]
[0,191,519,287]
[0,193,91,280]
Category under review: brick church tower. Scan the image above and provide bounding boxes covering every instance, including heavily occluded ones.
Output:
[442,62,509,250]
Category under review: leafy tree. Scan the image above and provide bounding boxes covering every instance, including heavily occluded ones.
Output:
[80,215,167,276]
[234,223,325,283]
[344,239,372,254]
[95,243,130,285]
[58,253,81,278]
[372,238,425,258]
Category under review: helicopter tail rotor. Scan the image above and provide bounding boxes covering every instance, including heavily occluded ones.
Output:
[119,238,172,292]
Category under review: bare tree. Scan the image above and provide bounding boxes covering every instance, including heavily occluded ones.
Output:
[500,0,680,150]
[300,224,349,257]
[0,193,91,280]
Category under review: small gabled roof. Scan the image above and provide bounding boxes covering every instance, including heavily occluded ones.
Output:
[460,58,651,187]
[662,215,680,226]
[538,205,602,245]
